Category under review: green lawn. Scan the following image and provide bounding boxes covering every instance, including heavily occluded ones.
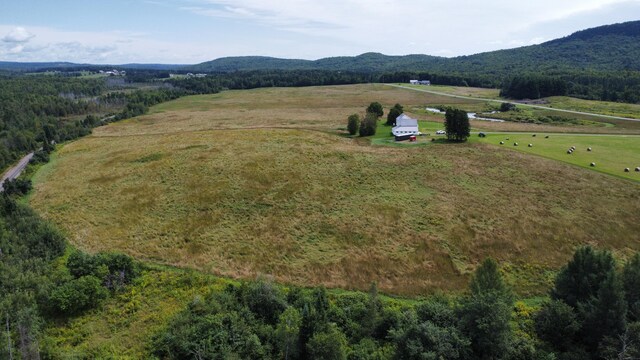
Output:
[476,133,640,181]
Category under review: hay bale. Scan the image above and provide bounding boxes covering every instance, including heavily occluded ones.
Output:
[625,168,630,172]
[506,137,510,140]
[545,135,549,138]
[532,134,536,137]
[636,167,640,172]
[587,147,592,151]
[590,162,596,167]
[500,141,504,145]
[514,142,518,146]
[528,144,533,147]
[567,150,572,154]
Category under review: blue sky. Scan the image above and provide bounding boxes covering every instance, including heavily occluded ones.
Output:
[1,0,639,64]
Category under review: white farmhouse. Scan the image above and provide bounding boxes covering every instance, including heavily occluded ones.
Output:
[392,114,420,136]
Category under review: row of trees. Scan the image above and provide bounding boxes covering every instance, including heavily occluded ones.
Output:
[151,247,640,359]
[346,102,385,137]
[169,69,640,104]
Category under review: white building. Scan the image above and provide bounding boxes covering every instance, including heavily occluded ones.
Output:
[392,114,420,136]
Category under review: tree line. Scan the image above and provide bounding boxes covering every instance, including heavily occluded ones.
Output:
[151,247,640,360]
[0,74,188,173]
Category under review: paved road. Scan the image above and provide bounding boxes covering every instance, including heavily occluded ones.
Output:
[387,84,640,122]
[0,152,34,191]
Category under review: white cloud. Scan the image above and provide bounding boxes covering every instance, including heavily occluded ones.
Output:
[182,0,640,57]
[1,0,639,63]
[2,27,35,43]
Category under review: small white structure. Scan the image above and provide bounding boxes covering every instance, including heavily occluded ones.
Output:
[392,114,419,136]
[409,80,419,85]
[409,80,430,85]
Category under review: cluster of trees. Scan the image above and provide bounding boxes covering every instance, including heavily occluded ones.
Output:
[346,102,385,137]
[537,247,640,359]
[150,247,640,360]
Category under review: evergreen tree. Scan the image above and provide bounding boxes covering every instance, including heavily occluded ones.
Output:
[551,246,616,308]
[623,253,640,322]
[582,271,627,355]
[459,258,513,359]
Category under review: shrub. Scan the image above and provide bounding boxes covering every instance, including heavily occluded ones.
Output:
[47,276,108,315]
[347,114,360,135]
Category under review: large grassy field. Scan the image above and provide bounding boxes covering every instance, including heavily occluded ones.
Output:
[31,84,640,296]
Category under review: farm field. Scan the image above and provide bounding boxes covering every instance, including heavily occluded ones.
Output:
[476,133,640,181]
[31,84,640,296]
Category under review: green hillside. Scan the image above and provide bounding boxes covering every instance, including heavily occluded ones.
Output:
[190,21,640,75]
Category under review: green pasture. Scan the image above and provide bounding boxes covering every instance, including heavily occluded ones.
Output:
[477,133,640,181]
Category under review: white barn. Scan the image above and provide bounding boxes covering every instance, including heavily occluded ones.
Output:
[392,114,420,136]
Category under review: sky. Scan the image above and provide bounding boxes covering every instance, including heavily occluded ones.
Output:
[1,0,639,64]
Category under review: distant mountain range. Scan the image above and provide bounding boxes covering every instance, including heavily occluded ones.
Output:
[0,61,184,72]
[1,21,639,76]
[189,21,640,75]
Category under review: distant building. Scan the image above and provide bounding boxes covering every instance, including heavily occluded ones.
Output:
[418,80,431,85]
[409,79,419,85]
[392,113,420,137]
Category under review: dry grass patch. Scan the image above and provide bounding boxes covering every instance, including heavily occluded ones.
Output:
[30,84,640,296]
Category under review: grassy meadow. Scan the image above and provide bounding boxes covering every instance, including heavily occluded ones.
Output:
[31,84,640,296]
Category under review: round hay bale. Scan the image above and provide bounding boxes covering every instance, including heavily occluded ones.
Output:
[567,150,572,154]
[514,142,518,146]
[500,141,504,145]
[532,134,536,137]
[625,168,630,172]
[636,167,640,172]
[590,162,596,167]
[528,144,533,147]
[545,135,549,138]
[506,137,510,140]
[587,147,592,151]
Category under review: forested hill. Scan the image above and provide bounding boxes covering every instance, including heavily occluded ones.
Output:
[190,52,447,73]
[190,21,640,74]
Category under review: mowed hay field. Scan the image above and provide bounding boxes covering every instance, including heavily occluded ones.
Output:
[31,84,640,296]
[477,133,640,181]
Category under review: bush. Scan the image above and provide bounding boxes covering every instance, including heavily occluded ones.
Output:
[47,275,108,315]
[347,114,360,135]
[500,102,517,112]
[307,324,348,360]
[3,178,32,196]
[67,250,139,291]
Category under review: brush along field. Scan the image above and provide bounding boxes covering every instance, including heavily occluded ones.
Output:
[31,84,640,296]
